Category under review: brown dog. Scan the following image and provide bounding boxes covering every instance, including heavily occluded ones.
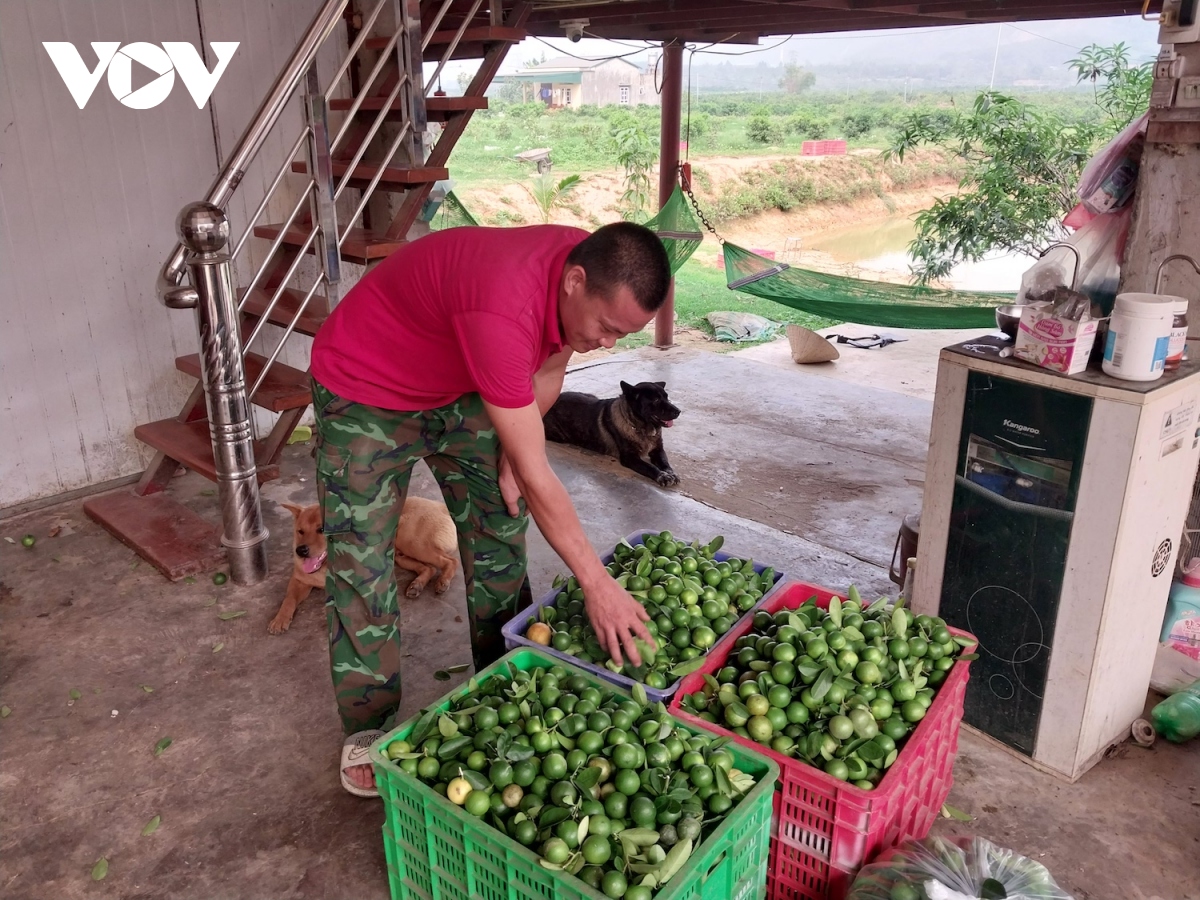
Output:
[269,497,459,634]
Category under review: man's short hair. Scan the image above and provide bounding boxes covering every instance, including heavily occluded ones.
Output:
[565,222,671,312]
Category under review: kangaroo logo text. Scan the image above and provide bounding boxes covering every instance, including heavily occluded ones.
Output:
[43,42,239,109]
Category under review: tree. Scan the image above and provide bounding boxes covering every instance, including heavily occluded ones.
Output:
[1069,42,1154,127]
[890,43,1151,283]
[610,119,656,221]
[524,174,582,224]
[779,63,816,94]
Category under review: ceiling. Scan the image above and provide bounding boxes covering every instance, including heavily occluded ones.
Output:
[519,0,1150,42]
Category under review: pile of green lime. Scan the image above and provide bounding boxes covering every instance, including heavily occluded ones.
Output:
[386,662,761,899]
[677,588,976,790]
[527,532,775,690]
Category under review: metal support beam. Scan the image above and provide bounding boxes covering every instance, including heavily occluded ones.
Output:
[178,202,270,586]
[654,39,683,349]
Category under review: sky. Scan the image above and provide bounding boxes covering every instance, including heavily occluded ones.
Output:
[428,15,1161,91]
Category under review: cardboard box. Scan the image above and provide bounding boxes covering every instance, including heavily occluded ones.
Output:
[1014,308,1099,375]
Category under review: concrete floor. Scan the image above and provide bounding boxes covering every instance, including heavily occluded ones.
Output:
[1,346,1197,900]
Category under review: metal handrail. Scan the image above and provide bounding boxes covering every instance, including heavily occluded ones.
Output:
[156,0,348,309]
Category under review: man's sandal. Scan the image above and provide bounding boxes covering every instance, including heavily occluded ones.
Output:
[341,729,385,798]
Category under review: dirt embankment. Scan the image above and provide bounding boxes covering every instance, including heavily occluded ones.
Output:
[455,148,960,240]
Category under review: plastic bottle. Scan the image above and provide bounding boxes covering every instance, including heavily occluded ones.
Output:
[1150,678,1200,743]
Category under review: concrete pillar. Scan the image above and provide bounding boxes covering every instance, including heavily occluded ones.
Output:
[654,40,684,349]
[1122,42,1200,336]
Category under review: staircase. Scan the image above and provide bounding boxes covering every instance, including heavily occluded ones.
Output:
[85,0,529,581]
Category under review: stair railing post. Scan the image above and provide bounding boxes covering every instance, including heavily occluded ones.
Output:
[177,202,270,586]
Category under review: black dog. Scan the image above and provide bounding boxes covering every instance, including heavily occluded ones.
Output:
[543,381,681,487]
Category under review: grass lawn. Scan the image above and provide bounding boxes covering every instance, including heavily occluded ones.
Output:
[615,253,836,349]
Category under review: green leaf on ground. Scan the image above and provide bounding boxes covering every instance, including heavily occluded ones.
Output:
[212,643,224,653]
[69,689,82,701]
[91,858,108,880]
[203,598,218,607]
[153,737,173,757]
[140,685,154,693]
[141,815,161,836]
[0,706,10,718]
[434,670,451,681]
[446,664,470,674]
[217,610,246,620]
[183,576,196,584]
[941,803,973,822]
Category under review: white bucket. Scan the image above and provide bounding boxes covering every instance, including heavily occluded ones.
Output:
[1102,292,1178,382]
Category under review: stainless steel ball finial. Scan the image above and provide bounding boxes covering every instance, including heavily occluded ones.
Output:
[176,201,230,254]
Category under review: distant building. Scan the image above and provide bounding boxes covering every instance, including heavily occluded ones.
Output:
[492,56,659,108]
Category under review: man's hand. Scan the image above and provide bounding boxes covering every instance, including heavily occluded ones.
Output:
[498,450,524,517]
[583,574,656,667]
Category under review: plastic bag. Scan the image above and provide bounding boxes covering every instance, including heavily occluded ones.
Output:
[705,311,780,342]
[847,836,1074,900]
[1018,207,1131,315]
[1077,113,1147,214]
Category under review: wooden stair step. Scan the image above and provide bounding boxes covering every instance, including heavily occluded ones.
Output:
[134,418,280,485]
[290,160,448,188]
[175,352,311,413]
[252,223,405,266]
[329,94,488,120]
[84,490,227,582]
[240,287,328,338]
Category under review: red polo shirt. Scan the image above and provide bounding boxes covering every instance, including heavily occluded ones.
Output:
[311,225,587,411]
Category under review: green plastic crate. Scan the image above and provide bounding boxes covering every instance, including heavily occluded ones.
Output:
[370,648,779,900]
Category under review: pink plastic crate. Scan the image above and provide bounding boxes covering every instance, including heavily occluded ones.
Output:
[669,580,976,900]
[801,140,848,156]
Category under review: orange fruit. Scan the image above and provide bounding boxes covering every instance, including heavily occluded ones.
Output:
[527,622,552,645]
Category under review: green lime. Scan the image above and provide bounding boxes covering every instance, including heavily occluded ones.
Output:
[890,884,921,900]
[680,750,704,770]
[785,701,810,725]
[474,707,499,730]
[529,776,550,798]
[870,698,894,721]
[692,626,717,649]
[855,661,882,685]
[489,761,513,789]
[747,715,774,743]
[625,886,652,900]
[212,572,227,585]
[577,731,604,754]
[552,631,571,652]
[581,833,611,865]
[602,870,628,899]
[514,819,538,846]
[513,759,537,786]
[615,768,641,795]
[604,790,628,818]
[466,750,487,771]
[806,638,828,660]
[630,796,657,828]
[417,757,440,779]
[828,715,855,740]
[613,743,639,770]
[542,836,570,864]
[540,751,566,781]
[824,759,850,781]
[889,639,911,660]
[20,534,35,548]
[883,717,909,740]
[464,790,490,817]
[689,764,714,788]
[550,780,577,807]
[745,693,770,717]
[645,742,671,768]
[567,748,588,770]
[767,684,793,708]
[901,700,926,723]
[497,703,520,724]
[892,680,917,702]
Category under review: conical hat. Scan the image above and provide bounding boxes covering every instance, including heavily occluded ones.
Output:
[786,324,839,364]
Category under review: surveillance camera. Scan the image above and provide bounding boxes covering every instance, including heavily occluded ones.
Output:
[562,19,588,42]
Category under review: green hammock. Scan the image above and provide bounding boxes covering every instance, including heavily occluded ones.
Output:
[643,187,704,275]
[721,242,1011,329]
[436,190,479,229]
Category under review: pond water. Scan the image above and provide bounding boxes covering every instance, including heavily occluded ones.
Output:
[806,216,1034,292]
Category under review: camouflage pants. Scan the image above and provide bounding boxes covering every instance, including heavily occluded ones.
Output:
[312,379,532,736]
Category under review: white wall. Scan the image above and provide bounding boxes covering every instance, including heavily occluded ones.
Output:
[0,0,330,509]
